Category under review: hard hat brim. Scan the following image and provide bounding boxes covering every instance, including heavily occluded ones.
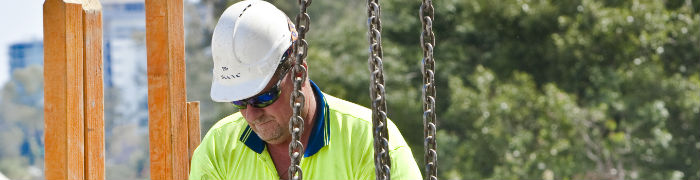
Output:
[210,65,277,102]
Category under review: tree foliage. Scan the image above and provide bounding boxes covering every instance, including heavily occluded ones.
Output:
[0,65,44,179]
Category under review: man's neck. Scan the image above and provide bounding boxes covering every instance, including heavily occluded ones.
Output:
[270,80,317,149]
[268,81,318,179]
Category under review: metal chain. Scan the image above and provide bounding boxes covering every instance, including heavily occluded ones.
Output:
[420,0,437,179]
[367,0,391,180]
[288,0,311,179]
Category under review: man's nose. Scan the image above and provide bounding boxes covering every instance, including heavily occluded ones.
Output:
[243,104,264,120]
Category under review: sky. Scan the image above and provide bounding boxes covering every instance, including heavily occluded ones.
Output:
[0,0,44,89]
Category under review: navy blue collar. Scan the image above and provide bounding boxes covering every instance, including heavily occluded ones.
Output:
[239,80,330,157]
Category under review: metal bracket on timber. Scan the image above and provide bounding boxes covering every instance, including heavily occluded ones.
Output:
[146,0,200,179]
[43,0,104,179]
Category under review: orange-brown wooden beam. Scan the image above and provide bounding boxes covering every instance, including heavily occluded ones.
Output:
[44,0,105,179]
[43,0,85,179]
[82,0,105,179]
[186,101,201,167]
[145,0,188,179]
[43,0,90,179]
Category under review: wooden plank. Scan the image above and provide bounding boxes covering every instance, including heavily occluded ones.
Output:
[167,0,188,179]
[43,0,85,179]
[186,101,201,168]
[82,0,104,179]
[146,0,173,178]
[146,0,187,179]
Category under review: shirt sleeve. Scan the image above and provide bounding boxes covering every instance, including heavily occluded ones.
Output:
[387,119,423,180]
[357,122,422,180]
[357,139,378,180]
[389,145,423,180]
[356,144,422,180]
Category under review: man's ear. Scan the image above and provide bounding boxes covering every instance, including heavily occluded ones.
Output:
[293,61,307,76]
[293,61,308,85]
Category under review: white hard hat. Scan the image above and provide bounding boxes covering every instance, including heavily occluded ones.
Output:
[210,0,297,102]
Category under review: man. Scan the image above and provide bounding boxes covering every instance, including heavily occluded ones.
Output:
[189,0,421,179]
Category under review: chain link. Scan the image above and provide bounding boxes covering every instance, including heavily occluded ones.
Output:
[420,0,437,179]
[288,0,311,179]
[367,0,391,180]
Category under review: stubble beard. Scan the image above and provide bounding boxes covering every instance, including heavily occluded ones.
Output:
[252,116,288,144]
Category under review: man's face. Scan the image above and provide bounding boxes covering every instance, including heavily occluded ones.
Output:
[239,72,293,145]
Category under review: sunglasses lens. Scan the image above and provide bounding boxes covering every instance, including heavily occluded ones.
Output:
[232,101,247,109]
[233,72,285,110]
[232,87,280,109]
[252,89,280,108]
[256,91,276,102]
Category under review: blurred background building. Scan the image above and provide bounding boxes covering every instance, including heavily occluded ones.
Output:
[102,0,149,127]
[8,40,42,76]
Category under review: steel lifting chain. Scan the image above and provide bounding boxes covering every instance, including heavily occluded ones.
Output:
[288,0,311,179]
[420,0,437,180]
[367,0,391,180]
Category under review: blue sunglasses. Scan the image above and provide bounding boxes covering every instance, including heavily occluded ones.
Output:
[232,80,283,109]
[232,46,293,109]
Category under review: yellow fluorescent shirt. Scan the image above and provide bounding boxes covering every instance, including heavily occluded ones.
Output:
[189,81,422,180]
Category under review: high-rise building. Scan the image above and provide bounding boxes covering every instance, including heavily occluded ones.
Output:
[102,0,149,126]
[103,0,147,89]
[7,40,44,107]
[8,40,42,76]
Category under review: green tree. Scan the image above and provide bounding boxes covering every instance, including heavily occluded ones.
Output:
[0,65,44,179]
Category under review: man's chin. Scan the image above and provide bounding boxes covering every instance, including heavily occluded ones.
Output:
[261,135,291,145]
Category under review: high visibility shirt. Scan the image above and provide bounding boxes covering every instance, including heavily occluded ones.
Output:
[189,81,422,180]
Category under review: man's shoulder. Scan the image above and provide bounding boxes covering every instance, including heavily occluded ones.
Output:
[323,93,407,149]
[202,112,247,140]
[323,93,400,128]
[211,112,246,129]
[323,93,373,122]
[192,112,248,159]
[320,93,421,180]
[191,113,266,179]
